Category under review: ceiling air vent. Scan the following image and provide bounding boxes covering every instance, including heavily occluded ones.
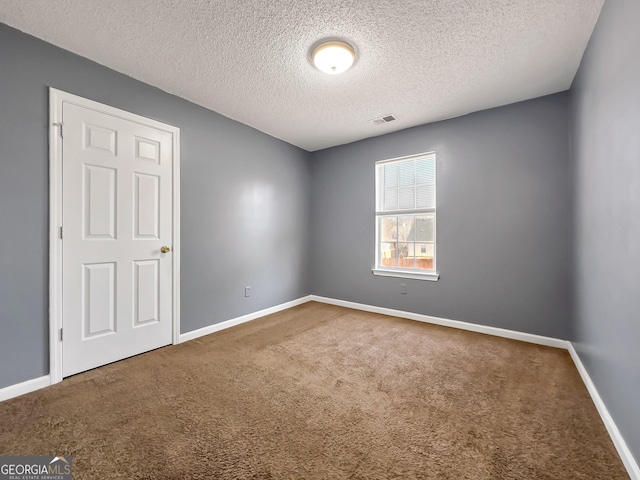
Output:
[370,114,397,126]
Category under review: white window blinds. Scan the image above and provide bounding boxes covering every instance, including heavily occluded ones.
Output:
[377,153,436,214]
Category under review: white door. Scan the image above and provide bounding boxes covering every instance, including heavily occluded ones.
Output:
[61,101,174,377]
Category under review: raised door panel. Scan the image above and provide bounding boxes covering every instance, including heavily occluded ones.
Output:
[83,165,117,239]
[133,260,159,327]
[134,136,161,164]
[84,123,117,156]
[133,173,160,239]
[82,262,116,339]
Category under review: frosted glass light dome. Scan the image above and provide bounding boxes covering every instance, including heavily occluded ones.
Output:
[312,41,355,75]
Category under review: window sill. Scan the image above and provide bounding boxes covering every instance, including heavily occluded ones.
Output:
[371,269,440,282]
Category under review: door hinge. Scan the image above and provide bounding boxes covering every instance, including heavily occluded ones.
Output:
[59,226,63,239]
[59,328,63,341]
[53,122,64,138]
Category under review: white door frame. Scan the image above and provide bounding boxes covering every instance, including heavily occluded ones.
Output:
[48,88,181,384]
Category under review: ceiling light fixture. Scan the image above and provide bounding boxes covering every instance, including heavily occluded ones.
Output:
[312,41,355,75]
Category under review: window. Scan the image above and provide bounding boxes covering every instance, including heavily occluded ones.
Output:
[373,152,439,281]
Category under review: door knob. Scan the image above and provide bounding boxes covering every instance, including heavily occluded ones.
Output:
[161,246,171,253]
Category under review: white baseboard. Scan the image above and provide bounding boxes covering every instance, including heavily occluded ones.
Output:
[1,295,638,480]
[0,297,312,402]
[309,295,569,349]
[0,375,51,402]
[567,344,640,480]
[311,295,639,479]
[178,295,313,343]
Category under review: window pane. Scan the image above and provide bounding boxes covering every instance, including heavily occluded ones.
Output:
[397,243,414,268]
[416,157,435,184]
[380,242,397,267]
[399,186,415,210]
[398,160,415,186]
[376,153,436,275]
[384,187,398,211]
[415,215,434,242]
[379,216,397,242]
[384,164,398,188]
[416,185,435,209]
[415,243,434,270]
[398,216,414,242]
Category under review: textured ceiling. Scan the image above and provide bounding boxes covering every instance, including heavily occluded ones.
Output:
[0,0,604,151]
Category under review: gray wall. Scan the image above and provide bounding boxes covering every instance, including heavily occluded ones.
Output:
[0,23,311,389]
[310,94,573,339]
[571,0,640,460]
[5,9,639,465]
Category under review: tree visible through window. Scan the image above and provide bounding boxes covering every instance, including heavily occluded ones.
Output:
[375,152,436,274]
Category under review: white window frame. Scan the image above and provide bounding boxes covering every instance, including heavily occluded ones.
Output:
[372,152,439,282]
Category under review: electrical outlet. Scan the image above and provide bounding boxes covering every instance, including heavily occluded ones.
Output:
[245,286,251,297]
[400,284,407,294]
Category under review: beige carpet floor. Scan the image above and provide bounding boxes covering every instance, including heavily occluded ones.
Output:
[0,302,630,479]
